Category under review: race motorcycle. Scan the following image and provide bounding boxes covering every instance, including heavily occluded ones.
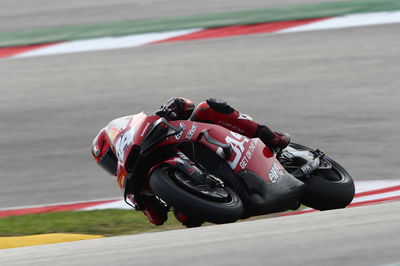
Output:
[106,112,355,226]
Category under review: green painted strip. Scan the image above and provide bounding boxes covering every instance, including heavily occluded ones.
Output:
[1,0,400,47]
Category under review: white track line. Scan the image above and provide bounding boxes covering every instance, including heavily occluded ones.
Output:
[352,190,400,203]
[82,200,132,210]
[278,10,400,33]
[8,10,400,59]
[14,29,201,58]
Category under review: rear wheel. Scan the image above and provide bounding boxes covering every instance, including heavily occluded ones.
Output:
[288,143,355,210]
[149,166,243,224]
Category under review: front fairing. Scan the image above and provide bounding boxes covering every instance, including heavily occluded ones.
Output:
[105,113,159,189]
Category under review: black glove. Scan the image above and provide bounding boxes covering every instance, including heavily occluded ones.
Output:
[156,97,195,120]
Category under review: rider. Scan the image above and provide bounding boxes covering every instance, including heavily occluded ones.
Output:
[92,98,290,225]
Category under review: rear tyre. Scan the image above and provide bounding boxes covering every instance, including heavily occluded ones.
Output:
[289,143,355,210]
[149,166,243,224]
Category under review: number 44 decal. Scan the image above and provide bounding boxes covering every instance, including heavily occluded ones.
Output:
[217,132,250,169]
[116,128,136,162]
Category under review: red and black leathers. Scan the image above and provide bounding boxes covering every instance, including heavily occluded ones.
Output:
[92,97,290,226]
[189,98,290,150]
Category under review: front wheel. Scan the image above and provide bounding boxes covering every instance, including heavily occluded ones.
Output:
[149,166,243,224]
[288,143,355,210]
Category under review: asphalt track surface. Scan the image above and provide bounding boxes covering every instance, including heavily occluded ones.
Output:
[0,0,346,31]
[1,2,400,266]
[2,201,400,266]
[1,21,400,209]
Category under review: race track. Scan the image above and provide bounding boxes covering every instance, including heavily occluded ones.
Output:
[1,201,400,266]
[1,22,399,208]
[1,1,400,265]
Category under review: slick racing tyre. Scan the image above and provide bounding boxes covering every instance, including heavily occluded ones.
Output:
[149,166,243,224]
[289,143,355,211]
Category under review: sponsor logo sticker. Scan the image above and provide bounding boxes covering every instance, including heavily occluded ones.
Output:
[175,122,186,140]
[185,123,197,139]
[93,146,100,157]
[269,162,283,183]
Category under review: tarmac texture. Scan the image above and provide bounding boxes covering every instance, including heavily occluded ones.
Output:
[1,201,400,266]
[1,1,399,265]
[1,23,399,208]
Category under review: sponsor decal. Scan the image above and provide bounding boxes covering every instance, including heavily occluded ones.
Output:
[222,132,250,169]
[116,128,136,162]
[185,123,197,139]
[218,133,259,169]
[301,164,313,175]
[93,145,100,157]
[239,138,258,169]
[175,122,186,140]
[269,162,283,183]
[218,121,245,133]
[140,122,151,137]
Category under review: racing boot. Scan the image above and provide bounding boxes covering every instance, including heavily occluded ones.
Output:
[142,196,168,226]
[173,208,204,228]
[257,126,290,150]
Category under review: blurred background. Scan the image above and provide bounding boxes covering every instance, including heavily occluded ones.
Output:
[0,0,399,210]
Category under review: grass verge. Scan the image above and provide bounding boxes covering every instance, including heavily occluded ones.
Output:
[0,210,184,237]
[0,208,304,237]
[1,0,400,47]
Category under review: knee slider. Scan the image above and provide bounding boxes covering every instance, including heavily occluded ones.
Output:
[206,98,234,114]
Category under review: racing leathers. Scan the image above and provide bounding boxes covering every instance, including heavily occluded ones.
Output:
[92,97,290,226]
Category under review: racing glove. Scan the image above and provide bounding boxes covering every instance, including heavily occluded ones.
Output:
[156,97,195,120]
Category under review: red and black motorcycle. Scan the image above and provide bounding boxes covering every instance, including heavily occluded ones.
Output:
[104,112,354,226]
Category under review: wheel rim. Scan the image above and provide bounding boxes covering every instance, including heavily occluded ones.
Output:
[167,169,231,203]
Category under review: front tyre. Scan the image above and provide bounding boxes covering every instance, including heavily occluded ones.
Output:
[149,166,243,224]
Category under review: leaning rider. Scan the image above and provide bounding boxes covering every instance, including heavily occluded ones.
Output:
[92,98,290,225]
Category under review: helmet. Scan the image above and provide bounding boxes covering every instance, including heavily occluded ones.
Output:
[92,128,118,176]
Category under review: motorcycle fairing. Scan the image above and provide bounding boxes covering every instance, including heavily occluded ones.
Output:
[237,168,304,216]
[165,121,305,216]
[109,114,304,217]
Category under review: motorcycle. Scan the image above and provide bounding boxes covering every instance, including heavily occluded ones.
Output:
[106,112,355,226]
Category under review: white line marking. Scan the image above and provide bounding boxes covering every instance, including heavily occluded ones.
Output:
[277,10,400,33]
[352,190,400,203]
[81,200,132,210]
[14,29,202,58]
[354,180,400,193]
[7,11,400,59]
